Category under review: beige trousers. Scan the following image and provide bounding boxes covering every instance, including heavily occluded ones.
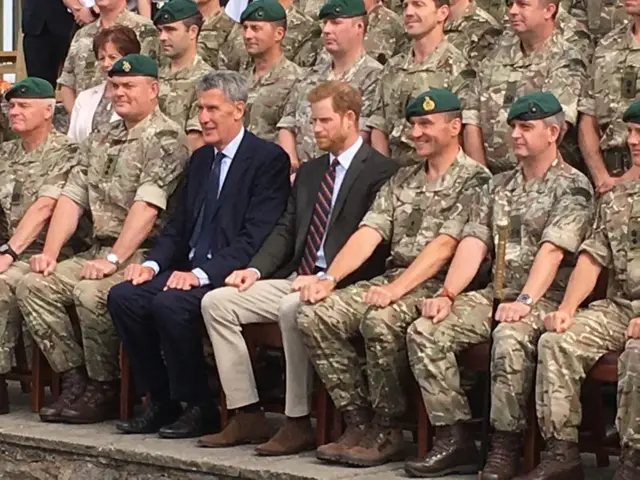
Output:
[201,276,313,417]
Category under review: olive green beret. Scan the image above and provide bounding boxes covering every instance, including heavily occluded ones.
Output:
[153,0,199,25]
[241,0,286,22]
[109,54,158,78]
[405,88,461,121]
[4,77,55,102]
[623,101,640,124]
[319,0,366,19]
[506,91,563,124]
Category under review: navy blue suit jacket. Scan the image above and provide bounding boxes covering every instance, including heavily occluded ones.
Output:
[145,131,290,288]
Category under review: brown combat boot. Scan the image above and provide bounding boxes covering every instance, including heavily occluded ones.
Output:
[197,410,272,447]
[255,416,315,456]
[479,431,522,479]
[613,447,640,480]
[341,414,405,467]
[404,423,479,477]
[39,366,87,423]
[0,375,8,415]
[513,438,584,480]
[316,408,371,464]
[59,379,119,424]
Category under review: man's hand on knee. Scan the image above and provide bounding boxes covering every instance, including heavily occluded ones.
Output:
[29,253,57,276]
[362,284,401,308]
[627,317,640,339]
[124,263,155,285]
[544,310,574,333]
[81,259,117,280]
[163,271,199,291]
[495,301,532,323]
[422,297,452,324]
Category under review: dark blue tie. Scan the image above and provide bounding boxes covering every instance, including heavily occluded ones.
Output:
[191,151,225,266]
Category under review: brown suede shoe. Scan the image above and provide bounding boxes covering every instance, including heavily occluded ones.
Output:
[404,423,479,477]
[341,420,404,468]
[197,410,272,448]
[39,366,87,423]
[59,379,119,424]
[255,416,315,456]
[613,447,640,480]
[316,408,371,464]
[513,439,584,480]
[479,431,522,479]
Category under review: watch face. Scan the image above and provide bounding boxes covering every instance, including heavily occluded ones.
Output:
[0,245,7,253]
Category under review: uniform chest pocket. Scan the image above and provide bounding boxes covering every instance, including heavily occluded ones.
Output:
[503,81,518,107]
[621,66,638,99]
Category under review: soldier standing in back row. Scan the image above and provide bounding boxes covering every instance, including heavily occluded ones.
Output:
[196,0,237,67]
[567,0,629,44]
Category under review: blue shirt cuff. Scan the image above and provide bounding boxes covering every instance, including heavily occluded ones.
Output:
[142,261,160,275]
[192,268,210,286]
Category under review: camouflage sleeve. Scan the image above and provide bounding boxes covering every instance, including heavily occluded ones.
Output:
[467,25,502,69]
[366,66,389,134]
[359,67,381,133]
[186,93,202,133]
[577,52,598,116]
[293,36,321,68]
[461,69,482,126]
[61,139,91,209]
[138,23,160,61]
[38,142,80,200]
[439,168,492,240]
[449,62,476,111]
[578,197,612,268]
[367,19,400,66]
[546,49,587,126]
[359,176,394,241]
[461,181,493,247]
[276,82,300,132]
[57,35,82,90]
[540,178,594,253]
[217,25,243,71]
[135,130,190,210]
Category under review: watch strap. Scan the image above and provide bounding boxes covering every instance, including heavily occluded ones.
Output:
[0,244,18,262]
[435,286,456,302]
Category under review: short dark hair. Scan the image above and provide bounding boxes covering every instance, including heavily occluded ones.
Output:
[93,25,141,58]
[183,12,204,33]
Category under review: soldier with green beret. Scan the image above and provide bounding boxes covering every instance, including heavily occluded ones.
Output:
[196,0,237,68]
[406,90,594,478]
[0,77,92,410]
[296,88,490,466]
[16,54,190,425]
[154,0,211,150]
[529,98,640,480]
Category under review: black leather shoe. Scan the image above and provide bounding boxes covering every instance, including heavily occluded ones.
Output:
[158,403,220,439]
[115,400,182,434]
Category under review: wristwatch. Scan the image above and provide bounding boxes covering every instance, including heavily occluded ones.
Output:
[316,271,337,285]
[106,252,120,266]
[0,243,18,262]
[516,293,533,307]
[434,286,456,302]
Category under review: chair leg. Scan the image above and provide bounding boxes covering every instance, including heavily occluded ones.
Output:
[523,393,542,472]
[416,396,432,458]
[583,380,609,467]
[30,346,44,413]
[0,375,8,414]
[314,376,330,446]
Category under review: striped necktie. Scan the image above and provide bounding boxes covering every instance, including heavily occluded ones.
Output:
[298,158,340,275]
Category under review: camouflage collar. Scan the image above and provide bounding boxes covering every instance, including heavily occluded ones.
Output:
[405,38,451,70]
[505,28,561,65]
[622,23,640,50]
[97,8,137,31]
[18,127,60,156]
[250,53,288,83]
[421,148,467,192]
[115,106,163,140]
[506,153,564,191]
[160,55,208,80]
[322,52,369,80]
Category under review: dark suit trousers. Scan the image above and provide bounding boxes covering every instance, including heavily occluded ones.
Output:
[23,23,74,88]
[107,271,213,403]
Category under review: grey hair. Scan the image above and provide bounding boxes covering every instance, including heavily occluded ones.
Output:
[197,70,248,103]
[543,111,566,144]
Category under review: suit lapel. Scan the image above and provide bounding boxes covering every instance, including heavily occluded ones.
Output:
[296,155,330,254]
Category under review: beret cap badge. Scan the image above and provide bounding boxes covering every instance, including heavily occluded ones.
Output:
[423,97,435,111]
[122,61,132,73]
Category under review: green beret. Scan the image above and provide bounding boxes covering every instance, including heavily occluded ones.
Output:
[319,0,366,19]
[507,91,563,124]
[405,88,461,121]
[623,101,640,124]
[109,54,158,79]
[153,0,199,25]
[241,0,286,22]
[4,77,54,102]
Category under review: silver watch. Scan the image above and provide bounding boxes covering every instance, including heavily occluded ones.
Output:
[516,293,533,306]
[316,271,337,285]
[106,253,120,266]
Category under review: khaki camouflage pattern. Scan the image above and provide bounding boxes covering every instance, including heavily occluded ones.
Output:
[363,3,408,66]
[158,55,211,133]
[198,9,237,68]
[567,0,629,42]
[474,0,508,24]
[58,10,159,94]
[61,107,189,241]
[409,157,593,431]
[296,0,325,19]
[463,29,586,173]
[618,339,640,449]
[17,247,146,380]
[243,55,302,142]
[536,181,640,446]
[277,53,381,162]
[367,39,473,166]
[92,90,116,132]
[219,4,320,70]
[0,262,32,375]
[445,2,503,70]
[297,149,490,417]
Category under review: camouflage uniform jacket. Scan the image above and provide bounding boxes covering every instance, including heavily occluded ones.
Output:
[158,55,211,133]
[463,157,594,303]
[361,148,491,276]
[367,39,473,166]
[567,0,629,43]
[445,3,503,70]
[364,3,409,66]
[62,107,189,241]
[578,23,640,152]
[277,53,382,162]
[243,55,302,142]
[0,130,80,254]
[579,180,640,312]
[463,29,586,173]
[296,0,324,19]
[198,9,237,68]
[58,10,159,93]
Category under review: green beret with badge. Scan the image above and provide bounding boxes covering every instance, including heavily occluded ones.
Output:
[241,0,287,22]
[319,0,366,19]
[4,77,55,102]
[623,100,640,124]
[405,88,461,121]
[109,54,159,79]
[153,0,199,25]
[506,91,563,124]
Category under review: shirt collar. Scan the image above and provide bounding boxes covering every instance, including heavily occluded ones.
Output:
[216,127,245,160]
[329,136,363,170]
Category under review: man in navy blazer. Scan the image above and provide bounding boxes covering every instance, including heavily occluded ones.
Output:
[106,70,290,439]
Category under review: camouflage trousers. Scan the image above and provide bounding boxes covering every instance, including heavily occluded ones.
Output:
[618,338,640,449]
[407,286,557,432]
[297,272,440,419]
[0,261,33,374]
[16,247,144,381]
[536,299,633,444]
